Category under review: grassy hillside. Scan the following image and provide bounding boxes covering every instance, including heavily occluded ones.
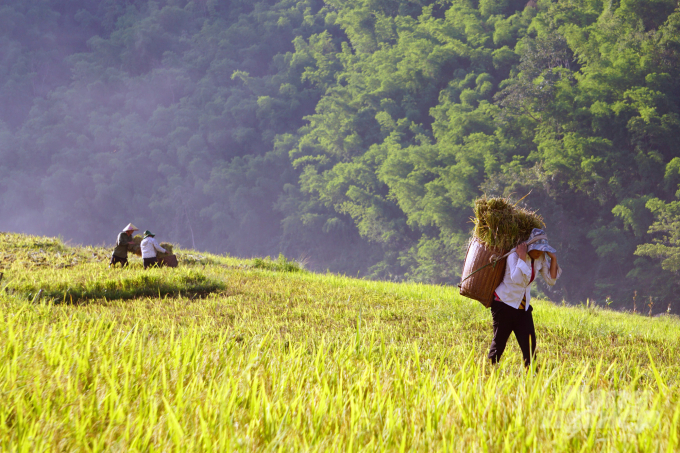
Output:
[0,232,679,451]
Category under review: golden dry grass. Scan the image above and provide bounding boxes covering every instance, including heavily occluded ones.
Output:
[0,232,679,451]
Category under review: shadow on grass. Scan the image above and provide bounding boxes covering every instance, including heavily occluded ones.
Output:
[6,268,225,304]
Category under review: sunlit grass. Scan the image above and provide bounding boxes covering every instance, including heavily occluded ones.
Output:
[0,233,679,451]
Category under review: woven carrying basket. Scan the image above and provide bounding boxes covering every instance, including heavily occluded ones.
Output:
[158,254,178,268]
[459,237,507,308]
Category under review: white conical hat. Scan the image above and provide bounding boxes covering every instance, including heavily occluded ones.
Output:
[123,223,138,232]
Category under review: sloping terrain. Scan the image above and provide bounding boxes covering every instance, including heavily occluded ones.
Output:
[0,232,679,451]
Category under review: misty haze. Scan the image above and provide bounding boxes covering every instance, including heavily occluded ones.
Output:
[3,0,680,450]
[2,0,680,312]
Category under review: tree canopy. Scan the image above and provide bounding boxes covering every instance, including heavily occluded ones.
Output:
[2,0,680,311]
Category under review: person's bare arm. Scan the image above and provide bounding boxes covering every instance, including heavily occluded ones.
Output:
[547,251,558,279]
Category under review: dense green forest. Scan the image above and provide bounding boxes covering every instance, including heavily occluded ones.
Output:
[2,0,680,311]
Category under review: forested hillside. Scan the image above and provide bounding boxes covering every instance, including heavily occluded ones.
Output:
[2,0,680,311]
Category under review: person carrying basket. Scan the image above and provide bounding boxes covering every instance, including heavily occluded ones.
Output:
[487,228,561,367]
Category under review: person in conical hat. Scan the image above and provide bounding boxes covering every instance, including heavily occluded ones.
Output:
[109,223,139,268]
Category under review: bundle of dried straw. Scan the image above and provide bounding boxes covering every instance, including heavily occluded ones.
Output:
[472,196,544,252]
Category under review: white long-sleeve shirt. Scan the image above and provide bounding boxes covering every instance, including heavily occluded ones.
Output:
[140,237,166,259]
[494,250,562,310]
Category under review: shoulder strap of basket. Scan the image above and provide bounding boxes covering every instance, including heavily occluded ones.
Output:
[458,235,548,287]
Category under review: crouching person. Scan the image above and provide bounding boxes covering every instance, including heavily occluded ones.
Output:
[488,228,562,368]
[140,230,166,269]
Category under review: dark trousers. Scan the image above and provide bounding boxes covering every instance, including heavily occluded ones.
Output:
[488,300,537,367]
[143,257,158,269]
[110,254,128,267]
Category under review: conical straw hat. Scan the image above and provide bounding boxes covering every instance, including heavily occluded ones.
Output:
[123,223,138,232]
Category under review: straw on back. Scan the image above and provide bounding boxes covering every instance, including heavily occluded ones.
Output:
[472,196,544,252]
[461,196,544,307]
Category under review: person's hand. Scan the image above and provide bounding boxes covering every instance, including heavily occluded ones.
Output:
[546,251,557,260]
[516,242,528,260]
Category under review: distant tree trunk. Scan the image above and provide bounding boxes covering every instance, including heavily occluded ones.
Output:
[184,204,196,250]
